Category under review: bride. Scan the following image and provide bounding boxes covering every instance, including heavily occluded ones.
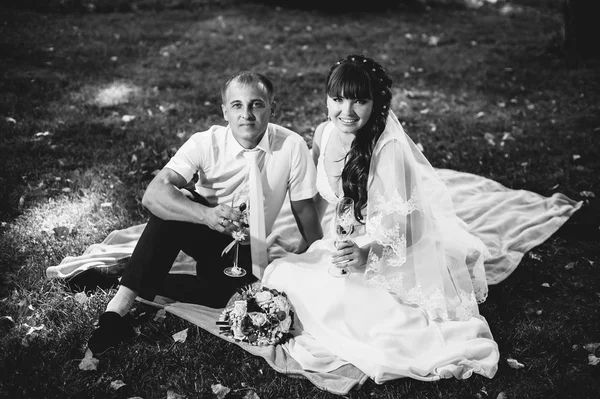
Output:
[262,55,500,383]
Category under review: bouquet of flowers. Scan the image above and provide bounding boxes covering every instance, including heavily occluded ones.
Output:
[217,284,294,346]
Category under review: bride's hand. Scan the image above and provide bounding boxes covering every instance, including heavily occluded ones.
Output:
[331,240,368,272]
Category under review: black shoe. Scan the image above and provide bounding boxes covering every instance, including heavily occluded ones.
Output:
[87,311,137,356]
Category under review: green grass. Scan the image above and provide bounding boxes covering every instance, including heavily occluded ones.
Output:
[1,0,600,398]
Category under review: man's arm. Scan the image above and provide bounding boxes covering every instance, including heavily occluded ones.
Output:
[142,168,241,233]
[290,196,323,249]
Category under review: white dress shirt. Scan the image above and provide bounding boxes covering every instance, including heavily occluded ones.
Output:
[164,123,317,235]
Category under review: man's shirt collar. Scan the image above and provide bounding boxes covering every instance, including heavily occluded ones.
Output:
[226,124,272,158]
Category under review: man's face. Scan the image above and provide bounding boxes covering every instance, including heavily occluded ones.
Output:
[221,80,275,149]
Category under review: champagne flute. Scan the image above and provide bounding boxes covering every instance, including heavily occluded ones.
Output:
[328,197,355,278]
[223,194,248,277]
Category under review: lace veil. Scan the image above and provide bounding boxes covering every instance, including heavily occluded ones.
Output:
[364,111,490,321]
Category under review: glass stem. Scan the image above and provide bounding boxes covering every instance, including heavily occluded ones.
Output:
[234,242,239,269]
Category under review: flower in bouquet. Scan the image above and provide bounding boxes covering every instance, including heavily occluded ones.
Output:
[217,284,295,346]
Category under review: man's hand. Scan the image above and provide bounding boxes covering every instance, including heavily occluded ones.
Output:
[208,204,244,235]
[331,239,368,273]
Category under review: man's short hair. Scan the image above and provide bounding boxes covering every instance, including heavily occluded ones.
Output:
[221,71,274,103]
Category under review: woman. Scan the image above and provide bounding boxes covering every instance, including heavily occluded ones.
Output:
[262,55,500,383]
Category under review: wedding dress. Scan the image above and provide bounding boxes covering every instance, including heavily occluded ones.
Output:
[262,112,500,383]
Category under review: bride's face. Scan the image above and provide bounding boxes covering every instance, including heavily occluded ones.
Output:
[327,95,373,134]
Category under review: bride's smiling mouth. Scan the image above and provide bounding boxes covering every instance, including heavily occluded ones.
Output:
[339,118,359,124]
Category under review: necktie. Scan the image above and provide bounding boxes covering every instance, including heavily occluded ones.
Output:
[244,150,268,279]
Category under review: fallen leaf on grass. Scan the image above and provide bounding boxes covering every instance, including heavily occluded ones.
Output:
[5,117,16,124]
[110,380,126,391]
[506,358,525,369]
[579,191,595,198]
[541,283,550,288]
[589,355,600,366]
[211,383,231,399]
[122,115,136,123]
[427,36,440,46]
[496,393,507,399]
[565,262,575,270]
[583,343,599,352]
[79,349,99,371]
[172,328,188,343]
[74,292,88,305]
[500,132,515,147]
[243,390,260,399]
[582,258,596,266]
[167,390,185,399]
[24,323,45,335]
[483,133,495,146]
[154,308,167,323]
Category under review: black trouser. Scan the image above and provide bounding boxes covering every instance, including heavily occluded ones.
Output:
[120,195,257,308]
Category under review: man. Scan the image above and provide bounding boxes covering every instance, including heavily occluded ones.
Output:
[87,71,322,355]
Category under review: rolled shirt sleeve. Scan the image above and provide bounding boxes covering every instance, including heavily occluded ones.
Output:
[163,126,225,183]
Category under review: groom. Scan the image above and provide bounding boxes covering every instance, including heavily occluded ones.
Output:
[87,71,322,355]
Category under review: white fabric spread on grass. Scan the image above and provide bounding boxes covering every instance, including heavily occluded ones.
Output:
[46,169,581,395]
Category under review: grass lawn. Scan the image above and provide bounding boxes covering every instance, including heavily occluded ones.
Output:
[1,0,599,398]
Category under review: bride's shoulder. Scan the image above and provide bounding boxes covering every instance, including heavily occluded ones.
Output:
[375,129,403,151]
[312,121,330,150]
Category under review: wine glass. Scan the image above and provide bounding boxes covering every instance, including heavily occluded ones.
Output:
[223,194,248,278]
[328,197,355,278]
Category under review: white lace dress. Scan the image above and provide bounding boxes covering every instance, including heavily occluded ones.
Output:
[262,116,500,383]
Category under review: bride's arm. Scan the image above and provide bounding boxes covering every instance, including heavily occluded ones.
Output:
[311,122,326,166]
[311,122,329,222]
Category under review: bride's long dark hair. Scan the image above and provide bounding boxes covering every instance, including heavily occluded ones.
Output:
[326,55,393,222]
